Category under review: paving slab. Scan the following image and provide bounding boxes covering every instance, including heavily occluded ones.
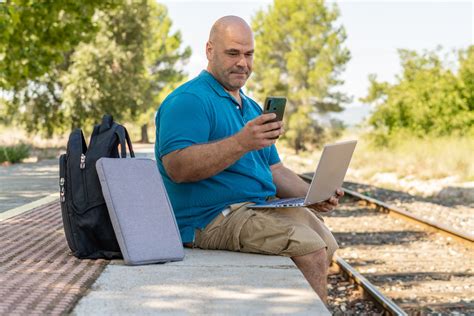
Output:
[73,249,330,315]
[0,159,59,212]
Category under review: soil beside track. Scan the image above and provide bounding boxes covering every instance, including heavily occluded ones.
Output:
[325,195,473,314]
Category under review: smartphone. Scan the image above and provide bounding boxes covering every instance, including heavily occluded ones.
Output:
[263,96,286,123]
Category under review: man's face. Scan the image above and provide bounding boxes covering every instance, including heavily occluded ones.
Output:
[206,28,254,92]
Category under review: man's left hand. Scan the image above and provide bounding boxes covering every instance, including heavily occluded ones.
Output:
[307,188,344,213]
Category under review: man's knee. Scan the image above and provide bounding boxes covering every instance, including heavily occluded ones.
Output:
[291,247,328,273]
[277,208,338,260]
[283,224,330,257]
[295,247,328,264]
[313,247,327,260]
[314,247,329,270]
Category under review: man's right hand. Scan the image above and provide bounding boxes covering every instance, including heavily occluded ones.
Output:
[234,113,284,152]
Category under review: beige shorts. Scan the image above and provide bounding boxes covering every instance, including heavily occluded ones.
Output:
[193,202,338,262]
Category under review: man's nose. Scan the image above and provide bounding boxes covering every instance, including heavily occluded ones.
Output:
[236,54,247,68]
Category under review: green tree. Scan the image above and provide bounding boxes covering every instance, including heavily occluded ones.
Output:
[0,1,111,89]
[249,0,350,152]
[61,1,190,140]
[1,1,190,137]
[361,47,474,144]
[0,1,112,135]
[458,46,474,116]
[136,2,191,142]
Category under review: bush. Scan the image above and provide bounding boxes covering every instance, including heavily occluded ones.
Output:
[362,47,474,140]
[0,144,31,164]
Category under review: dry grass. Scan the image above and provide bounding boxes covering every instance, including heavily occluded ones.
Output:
[0,124,67,161]
[0,122,152,161]
[277,131,474,186]
[351,134,474,182]
[0,124,68,148]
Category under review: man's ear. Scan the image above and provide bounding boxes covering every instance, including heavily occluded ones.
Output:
[205,41,213,61]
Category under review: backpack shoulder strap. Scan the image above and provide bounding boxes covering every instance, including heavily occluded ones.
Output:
[114,125,135,158]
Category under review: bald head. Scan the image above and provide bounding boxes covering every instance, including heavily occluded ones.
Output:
[206,16,254,93]
[209,16,253,43]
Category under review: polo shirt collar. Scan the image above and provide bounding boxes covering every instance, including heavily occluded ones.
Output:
[200,70,228,97]
[200,70,247,100]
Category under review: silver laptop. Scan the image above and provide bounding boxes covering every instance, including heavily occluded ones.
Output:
[252,140,357,209]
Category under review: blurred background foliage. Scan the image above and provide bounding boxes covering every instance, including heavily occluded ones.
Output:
[0,0,190,142]
[361,46,474,146]
[0,0,472,161]
[248,0,350,153]
[0,1,110,89]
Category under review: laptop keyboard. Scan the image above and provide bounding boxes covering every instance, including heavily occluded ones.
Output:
[271,197,305,206]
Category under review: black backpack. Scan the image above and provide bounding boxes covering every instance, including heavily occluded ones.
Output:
[59,114,134,259]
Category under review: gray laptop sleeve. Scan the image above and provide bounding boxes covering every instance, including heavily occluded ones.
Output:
[96,158,184,265]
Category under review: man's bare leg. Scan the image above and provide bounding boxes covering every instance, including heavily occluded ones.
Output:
[291,248,328,303]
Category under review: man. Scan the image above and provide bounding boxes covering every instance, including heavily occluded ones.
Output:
[155,15,343,303]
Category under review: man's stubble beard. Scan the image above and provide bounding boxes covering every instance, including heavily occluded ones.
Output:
[224,69,251,91]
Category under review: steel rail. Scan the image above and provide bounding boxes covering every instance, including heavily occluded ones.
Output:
[298,174,408,314]
[333,255,408,316]
[299,173,474,245]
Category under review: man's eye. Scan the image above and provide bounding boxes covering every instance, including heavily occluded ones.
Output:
[227,52,239,56]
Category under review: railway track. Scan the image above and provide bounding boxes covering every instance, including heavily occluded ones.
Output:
[328,255,407,315]
[300,174,474,315]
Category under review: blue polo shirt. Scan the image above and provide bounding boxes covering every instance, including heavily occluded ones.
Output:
[155,70,280,243]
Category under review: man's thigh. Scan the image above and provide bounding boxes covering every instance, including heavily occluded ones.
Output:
[239,207,325,257]
[195,203,338,260]
[269,207,339,260]
[194,202,254,251]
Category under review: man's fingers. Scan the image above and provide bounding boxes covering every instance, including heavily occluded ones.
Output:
[254,113,277,125]
[316,204,333,212]
[328,196,339,205]
[241,114,284,151]
[322,201,334,209]
[260,121,282,132]
[335,188,344,197]
[262,129,283,139]
[309,199,338,212]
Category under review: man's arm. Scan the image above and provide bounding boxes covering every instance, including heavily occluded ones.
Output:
[162,113,283,183]
[270,162,310,198]
[270,162,344,212]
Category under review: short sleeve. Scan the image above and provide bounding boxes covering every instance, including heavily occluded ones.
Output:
[268,144,281,166]
[157,93,211,158]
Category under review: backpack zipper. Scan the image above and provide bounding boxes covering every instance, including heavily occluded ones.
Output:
[79,153,88,202]
[80,154,86,169]
[59,177,65,202]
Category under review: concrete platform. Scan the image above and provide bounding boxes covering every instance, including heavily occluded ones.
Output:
[2,145,330,315]
[73,249,330,315]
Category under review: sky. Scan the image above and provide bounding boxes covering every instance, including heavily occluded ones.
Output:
[159,0,473,124]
